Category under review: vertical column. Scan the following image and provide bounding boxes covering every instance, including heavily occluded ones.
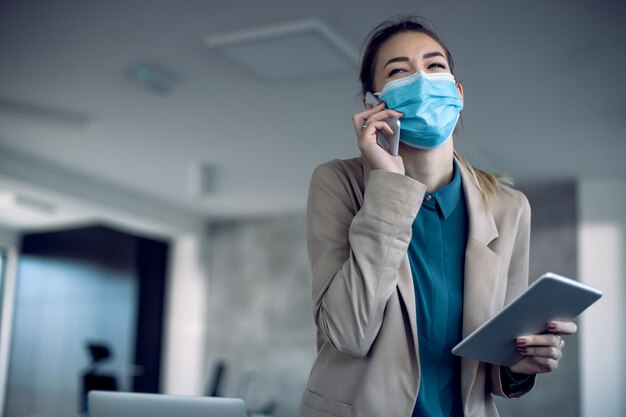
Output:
[578,178,626,417]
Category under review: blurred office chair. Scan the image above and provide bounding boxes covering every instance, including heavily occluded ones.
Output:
[206,359,227,397]
[236,371,277,417]
[80,342,118,415]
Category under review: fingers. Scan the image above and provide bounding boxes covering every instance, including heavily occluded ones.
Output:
[511,321,577,376]
[547,320,577,335]
[517,345,563,361]
[352,103,384,130]
[517,335,564,362]
[351,101,405,174]
[517,333,563,349]
[357,121,394,154]
[366,120,395,137]
[352,103,402,132]
[513,329,569,375]
[513,354,560,374]
[532,357,560,373]
[519,321,577,345]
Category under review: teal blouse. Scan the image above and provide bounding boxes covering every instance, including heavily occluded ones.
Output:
[407,163,531,416]
[408,163,466,417]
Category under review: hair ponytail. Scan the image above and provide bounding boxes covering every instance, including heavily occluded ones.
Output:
[453,150,512,206]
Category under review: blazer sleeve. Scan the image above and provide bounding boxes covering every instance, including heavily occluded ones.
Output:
[489,191,537,398]
[307,164,426,358]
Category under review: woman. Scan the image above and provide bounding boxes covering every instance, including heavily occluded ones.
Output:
[297,17,577,417]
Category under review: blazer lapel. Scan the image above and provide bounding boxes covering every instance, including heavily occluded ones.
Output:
[457,161,502,403]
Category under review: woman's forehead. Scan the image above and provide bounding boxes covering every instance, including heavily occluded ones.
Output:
[378,31,445,59]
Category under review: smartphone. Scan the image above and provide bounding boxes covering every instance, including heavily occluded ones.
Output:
[364,92,400,156]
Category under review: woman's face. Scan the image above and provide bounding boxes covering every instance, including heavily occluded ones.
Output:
[372,31,454,93]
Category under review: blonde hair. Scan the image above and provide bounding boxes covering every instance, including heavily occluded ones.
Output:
[454,150,512,207]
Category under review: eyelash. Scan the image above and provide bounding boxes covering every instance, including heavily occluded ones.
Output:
[388,62,447,77]
[428,62,447,69]
[388,68,408,76]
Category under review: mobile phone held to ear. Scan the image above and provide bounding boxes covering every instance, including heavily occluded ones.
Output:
[364,92,400,156]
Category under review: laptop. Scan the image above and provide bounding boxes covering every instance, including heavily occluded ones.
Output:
[89,391,247,417]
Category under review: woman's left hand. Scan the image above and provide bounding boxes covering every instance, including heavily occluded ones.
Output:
[509,321,578,375]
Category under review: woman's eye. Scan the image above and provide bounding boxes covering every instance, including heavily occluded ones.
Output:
[388,68,408,77]
[428,62,447,70]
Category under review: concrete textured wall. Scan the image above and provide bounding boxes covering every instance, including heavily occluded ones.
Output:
[203,213,316,417]
[495,180,579,417]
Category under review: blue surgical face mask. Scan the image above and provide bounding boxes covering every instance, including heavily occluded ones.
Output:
[378,71,463,149]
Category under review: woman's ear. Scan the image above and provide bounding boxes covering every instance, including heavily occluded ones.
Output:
[456,82,464,101]
[362,96,373,110]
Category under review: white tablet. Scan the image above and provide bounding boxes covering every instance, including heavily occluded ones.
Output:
[451,272,602,367]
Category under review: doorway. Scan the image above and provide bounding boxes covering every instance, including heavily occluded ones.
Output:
[2,225,168,417]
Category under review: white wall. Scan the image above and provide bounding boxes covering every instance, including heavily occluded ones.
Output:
[0,225,18,414]
[161,233,210,395]
[0,226,17,249]
[578,177,626,417]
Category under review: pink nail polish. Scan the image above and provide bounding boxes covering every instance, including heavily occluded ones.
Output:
[518,347,527,354]
[517,338,527,346]
[548,323,557,331]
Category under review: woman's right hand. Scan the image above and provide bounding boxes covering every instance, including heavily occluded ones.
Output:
[352,102,405,174]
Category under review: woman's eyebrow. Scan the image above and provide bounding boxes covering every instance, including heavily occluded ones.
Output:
[383,51,446,68]
[423,51,445,59]
[383,56,409,68]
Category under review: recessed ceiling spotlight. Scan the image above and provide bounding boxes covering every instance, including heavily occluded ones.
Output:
[205,19,359,81]
[126,63,176,95]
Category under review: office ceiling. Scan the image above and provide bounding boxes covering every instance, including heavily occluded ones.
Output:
[0,0,624,234]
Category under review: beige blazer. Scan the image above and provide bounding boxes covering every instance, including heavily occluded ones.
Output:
[297,157,534,417]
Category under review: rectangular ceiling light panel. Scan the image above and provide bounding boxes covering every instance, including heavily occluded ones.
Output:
[205,20,358,80]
